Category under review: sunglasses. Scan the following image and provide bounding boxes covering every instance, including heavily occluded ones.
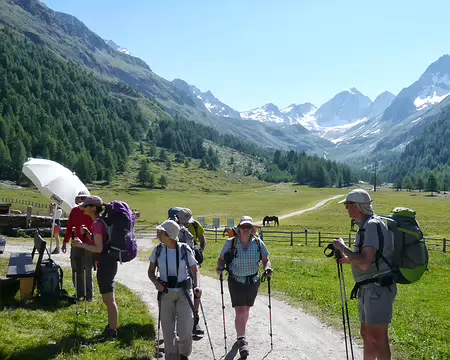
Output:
[240,224,252,230]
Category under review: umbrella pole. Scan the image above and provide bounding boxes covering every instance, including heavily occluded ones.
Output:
[49,206,56,259]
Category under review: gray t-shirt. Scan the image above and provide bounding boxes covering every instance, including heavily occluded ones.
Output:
[149,243,197,283]
[352,215,394,282]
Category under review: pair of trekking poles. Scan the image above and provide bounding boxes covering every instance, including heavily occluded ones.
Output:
[72,228,89,346]
[324,243,354,360]
[219,271,274,358]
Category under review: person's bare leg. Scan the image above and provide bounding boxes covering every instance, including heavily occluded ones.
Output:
[361,322,391,360]
[102,292,118,330]
[235,306,250,337]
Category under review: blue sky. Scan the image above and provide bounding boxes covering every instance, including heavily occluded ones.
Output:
[42,0,450,112]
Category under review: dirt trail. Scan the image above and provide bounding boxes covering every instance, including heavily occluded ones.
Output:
[3,195,365,359]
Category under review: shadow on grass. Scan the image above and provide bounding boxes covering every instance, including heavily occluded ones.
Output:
[2,323,156,360]
[1,294,75,312]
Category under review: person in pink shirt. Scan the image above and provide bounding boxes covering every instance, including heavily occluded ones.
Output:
[72,195,119,340]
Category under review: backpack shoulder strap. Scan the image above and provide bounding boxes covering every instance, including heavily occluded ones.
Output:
[255,236,262,261]
[191,221,199,245]
[232,235,238,249]
[154,243,163,266]
[375,221,392,270]
[181,244,196,286]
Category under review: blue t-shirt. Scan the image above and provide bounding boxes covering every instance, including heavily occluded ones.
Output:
[220,236,269,283]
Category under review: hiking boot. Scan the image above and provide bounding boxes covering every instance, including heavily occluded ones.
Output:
[51,248,60,254]
[102,325,118,340]
[192,314,204,335]
[180,355,189,360]
[237,337,249,358]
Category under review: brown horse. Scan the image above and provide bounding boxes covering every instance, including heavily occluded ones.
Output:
[263,216,279,226]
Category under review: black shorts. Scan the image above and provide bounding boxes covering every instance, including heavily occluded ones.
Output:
[228,275,260,307]
[96,254,118,294]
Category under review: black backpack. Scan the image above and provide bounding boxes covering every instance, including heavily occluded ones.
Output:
[38,258,64,301]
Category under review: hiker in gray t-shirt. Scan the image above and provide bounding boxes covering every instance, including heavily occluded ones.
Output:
[333,189,397,360]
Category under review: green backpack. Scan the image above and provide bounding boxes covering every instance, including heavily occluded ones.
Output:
[379,207,429,284]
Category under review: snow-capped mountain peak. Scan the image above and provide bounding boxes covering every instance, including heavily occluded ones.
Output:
[241,103,285,123]
[383,54,450,121]
[105,39,132,56]
[314,88,372,127]
[171,79,241,118]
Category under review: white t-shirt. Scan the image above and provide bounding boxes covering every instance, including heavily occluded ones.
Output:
[149,243,197,282]
[55,209,63,220]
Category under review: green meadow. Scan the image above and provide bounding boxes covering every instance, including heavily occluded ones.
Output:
[1,184,449,359]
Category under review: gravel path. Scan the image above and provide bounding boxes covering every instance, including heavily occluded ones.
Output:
[3,195,364,359]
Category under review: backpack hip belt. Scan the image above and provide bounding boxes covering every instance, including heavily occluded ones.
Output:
[230,272,259,285]
[159,278,192,290]
[350,276,394,300]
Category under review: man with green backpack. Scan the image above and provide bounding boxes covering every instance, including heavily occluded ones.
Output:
[334,189,428,360]
[334,189,397,360]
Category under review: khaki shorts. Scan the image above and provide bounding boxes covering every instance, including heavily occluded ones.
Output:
[358,283,397,326]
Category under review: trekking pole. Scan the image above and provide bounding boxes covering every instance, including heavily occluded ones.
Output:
[219,273,227,355]
[339,262,354,360]
[72,227,80,319]
[156,291,162,358]
[267,277,273,351]
[84,252,88,315]
[261,270,274,352]
[324,244,350,360]
[336,259,349,360]
[195,288,216,360]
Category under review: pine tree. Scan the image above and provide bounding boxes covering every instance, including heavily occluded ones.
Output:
[138,159,151,187]
[159,174,168,188]
[394,178,402,191]
[426,173,438,196]
[416,177,424,192]
[149,143,157,157]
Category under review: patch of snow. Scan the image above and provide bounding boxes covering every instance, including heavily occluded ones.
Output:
[204,103,214,113]
[197,95,203,100]
[240,108,285,123]
[411,117,422,124]
[414,91,450,110]
[281,106,294,114]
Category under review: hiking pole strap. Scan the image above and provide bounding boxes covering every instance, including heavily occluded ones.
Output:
[350,279,377,299]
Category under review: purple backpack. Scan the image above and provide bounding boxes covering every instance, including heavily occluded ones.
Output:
[101,201,138,263]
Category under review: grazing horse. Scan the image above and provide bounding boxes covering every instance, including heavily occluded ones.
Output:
[263,216,279,227]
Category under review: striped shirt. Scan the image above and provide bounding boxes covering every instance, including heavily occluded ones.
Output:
[220,236,270,284]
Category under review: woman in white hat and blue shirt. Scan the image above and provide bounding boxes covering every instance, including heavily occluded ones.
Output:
[148,220,199,360]
[217,215,273,359]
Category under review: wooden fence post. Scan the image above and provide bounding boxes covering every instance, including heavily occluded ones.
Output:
[444,238,447,253]
[318,232,321,247]
[290,231,293,246]
[26,206,33,229]
[348,233,352,247]
[305,229,308,246]
[215,228,218,243]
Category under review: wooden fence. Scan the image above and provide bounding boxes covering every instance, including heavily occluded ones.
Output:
[202,228,448,253]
